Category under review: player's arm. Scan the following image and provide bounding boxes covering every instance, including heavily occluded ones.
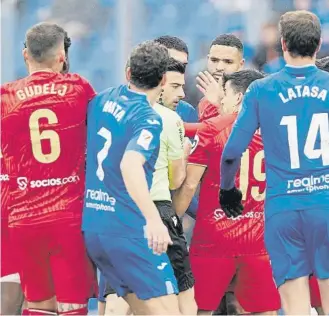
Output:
[121,151,161,221]
[173,126,210,216]
[168,117,187,189]
[184,122,203,138]
[121,117,172,254]
[220,81,260,190]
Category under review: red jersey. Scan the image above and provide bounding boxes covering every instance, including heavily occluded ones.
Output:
[1,71,96,227]
[198,98,218,122]
[188,114,266,257]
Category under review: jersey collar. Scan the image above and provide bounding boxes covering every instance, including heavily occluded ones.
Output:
[284,64,317,76]
[124,84,149,103]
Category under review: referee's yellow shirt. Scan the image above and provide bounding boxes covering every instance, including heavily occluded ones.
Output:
[150,103,184,201]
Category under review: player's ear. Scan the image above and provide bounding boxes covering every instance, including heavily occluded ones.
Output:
[236,92,243,106]
[316,38,322,54]
[22,48,28,62]
[126,67,131,82]
[281,38,287,52]
[59,49,65,63]
[239,58,245,70]
[160,73,167,87]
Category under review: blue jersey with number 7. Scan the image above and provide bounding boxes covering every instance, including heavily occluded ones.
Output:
[82,85,162,237]
[222,65,329,219]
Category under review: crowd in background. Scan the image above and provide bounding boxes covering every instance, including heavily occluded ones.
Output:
[2,0,329,106]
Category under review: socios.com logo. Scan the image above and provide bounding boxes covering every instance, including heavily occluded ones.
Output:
[17,177,28,190]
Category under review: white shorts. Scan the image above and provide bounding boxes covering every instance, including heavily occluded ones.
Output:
[0,273,20,283]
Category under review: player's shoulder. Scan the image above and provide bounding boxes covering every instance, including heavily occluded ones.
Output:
[1,77,27,94]
[247,70,284,91]
[315,68,329,80]
[154,103,181,121]
[58,72,91,85]
[129,100,163,131]
[177,100,194,110]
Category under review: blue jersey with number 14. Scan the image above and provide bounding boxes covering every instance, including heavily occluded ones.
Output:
[82,85,162,237]
[222,65,329,219]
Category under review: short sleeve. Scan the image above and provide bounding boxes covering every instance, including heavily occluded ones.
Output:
[188,123,213,166]
[167,114,184,161]
[125,114,163,161]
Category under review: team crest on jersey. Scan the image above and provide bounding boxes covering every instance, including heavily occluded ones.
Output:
[190,135,199,154]
[137,129,153,150]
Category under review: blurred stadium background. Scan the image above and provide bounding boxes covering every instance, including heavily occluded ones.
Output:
[1,0,327,314]
[2,0,329,107]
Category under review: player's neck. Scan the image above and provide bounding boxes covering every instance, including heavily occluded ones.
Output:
[28,64,57,75]
[284,54,316,67]
[128,83,159,106]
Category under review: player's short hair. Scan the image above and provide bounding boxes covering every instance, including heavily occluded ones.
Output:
[154,35,189,55]
[62,31,71,73]
[129,40,170,89]
[167,58,186,74]
[210,34,244,53]
[25,22,66,63]
[222,69,264,94]
[279,11,321,58]
[316,56,329,72]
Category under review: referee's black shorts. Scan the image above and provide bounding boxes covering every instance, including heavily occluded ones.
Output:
[154,200,195,292]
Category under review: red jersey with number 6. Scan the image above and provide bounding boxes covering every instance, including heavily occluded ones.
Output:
[188,113,266,257]
[1,71,96,227]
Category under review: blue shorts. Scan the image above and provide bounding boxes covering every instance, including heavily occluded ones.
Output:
[84,232,178,300]
[265,209,329,288]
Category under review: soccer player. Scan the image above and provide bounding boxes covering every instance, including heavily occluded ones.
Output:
[0,30,72,316]
[220,11,329,315]
[0,155,24,315]
[82,41,181,315]
[173,69,281,315]
[197,34,245,122]
[154,35,198,123]
[1,22,96,315]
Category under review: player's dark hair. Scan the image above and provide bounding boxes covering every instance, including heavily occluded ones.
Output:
[222,69,264,94]
[129,40,170,89]
[62,31,71,73]
[211,34,243,53]
[167,58,186,74]
[279,11,321,58]
[316,56,329,72]
[25,22,66,63]
[154,35,189,56]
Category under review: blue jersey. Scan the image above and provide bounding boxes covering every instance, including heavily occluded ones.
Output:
[221,65,329,219]
[82,85,163,237]
[176,100,198,123]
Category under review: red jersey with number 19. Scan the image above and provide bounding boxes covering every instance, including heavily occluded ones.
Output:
[188,114,266,257]
[1,71,96,227]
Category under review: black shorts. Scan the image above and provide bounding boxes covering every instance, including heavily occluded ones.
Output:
[154,200,195,292]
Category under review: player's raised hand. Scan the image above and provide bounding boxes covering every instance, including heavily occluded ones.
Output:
[144,217,173,255]
[196,71,223,105]
[219,187,244,218]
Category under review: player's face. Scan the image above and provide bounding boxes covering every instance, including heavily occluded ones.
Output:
[168,48,188,65]
[221,81,242,114]
[160,71,185,110]
[207,45,244,81]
